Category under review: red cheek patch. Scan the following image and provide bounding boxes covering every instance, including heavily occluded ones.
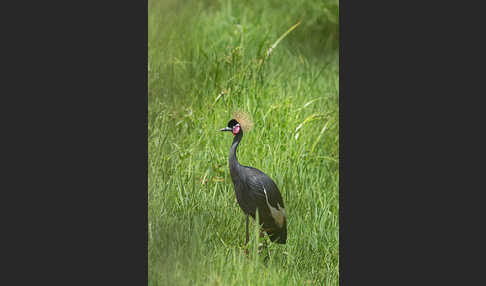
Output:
[233,125,240,135]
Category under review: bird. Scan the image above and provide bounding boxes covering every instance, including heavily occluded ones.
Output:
[219,113,287,247]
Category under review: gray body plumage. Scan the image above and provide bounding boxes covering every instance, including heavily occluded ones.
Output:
[228,131,287,243]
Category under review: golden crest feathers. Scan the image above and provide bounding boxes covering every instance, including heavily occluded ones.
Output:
[233,110,253,132]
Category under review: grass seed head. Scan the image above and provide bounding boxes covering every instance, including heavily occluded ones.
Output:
[233,110,253,132]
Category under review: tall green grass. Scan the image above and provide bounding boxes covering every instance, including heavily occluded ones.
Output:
[149,0,339,284]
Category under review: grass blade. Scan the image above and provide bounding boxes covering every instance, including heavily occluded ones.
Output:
[266,20,302,58]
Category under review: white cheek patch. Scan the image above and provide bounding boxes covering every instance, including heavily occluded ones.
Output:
[263,188,286,228]
[233,124,241,135]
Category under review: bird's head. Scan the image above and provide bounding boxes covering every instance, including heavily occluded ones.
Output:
[219,119,241,136]
[219,111,253,136]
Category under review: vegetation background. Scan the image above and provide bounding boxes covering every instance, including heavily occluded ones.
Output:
[148,0,339,284]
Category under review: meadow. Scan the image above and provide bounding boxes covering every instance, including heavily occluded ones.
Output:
[148,0,339,284]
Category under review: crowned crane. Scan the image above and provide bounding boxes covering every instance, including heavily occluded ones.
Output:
[219,114,287,248]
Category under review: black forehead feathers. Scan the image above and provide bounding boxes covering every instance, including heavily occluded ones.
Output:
[227,119,239,128]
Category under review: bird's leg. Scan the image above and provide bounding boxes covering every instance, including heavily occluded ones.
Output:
[244,214,249,256]
[245,214,249,245]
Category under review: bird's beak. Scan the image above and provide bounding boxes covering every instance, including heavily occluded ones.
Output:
[219,127,232,132]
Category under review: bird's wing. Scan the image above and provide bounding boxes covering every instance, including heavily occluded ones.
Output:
[243,166,287,235]
[242,166,285,210]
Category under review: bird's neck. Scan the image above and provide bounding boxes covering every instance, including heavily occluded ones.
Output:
[229,132,243,175]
